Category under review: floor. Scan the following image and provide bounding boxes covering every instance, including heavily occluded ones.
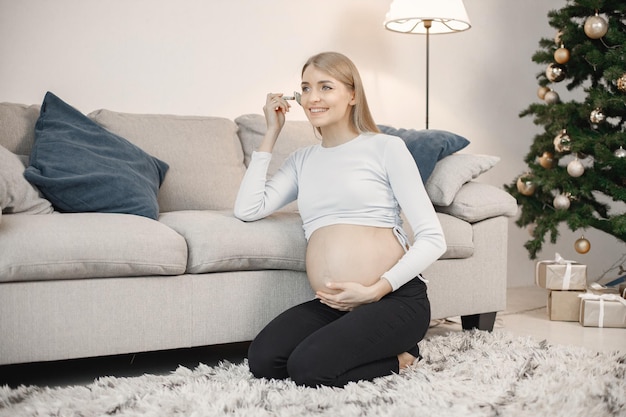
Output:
[0,286,624,389]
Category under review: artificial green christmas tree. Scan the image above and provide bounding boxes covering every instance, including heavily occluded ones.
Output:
[505,0,626,259]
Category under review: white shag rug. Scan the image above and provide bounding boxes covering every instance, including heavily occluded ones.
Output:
[1,330,624,417]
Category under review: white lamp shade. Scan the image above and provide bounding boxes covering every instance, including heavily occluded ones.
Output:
[384,0,471,34]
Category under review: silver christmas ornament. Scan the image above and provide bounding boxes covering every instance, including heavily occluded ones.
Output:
[615,146,626,158]
[553,194,571,210]
[584,14,608,39]
[544,90,560,104]
[567,159,585,177]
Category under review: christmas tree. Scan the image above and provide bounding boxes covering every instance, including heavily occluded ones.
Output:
[505,0,626,259]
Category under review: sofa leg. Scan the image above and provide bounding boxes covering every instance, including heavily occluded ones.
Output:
[461,312,497,332]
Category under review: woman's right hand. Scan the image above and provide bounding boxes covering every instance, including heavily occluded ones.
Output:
[263,93,290,136]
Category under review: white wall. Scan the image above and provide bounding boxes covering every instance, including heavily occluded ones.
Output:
[2,0,623,287]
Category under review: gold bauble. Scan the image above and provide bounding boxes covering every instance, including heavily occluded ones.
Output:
[617,73,626,93]
[554,30,563,45]
[554,47,570,64]
[574,236,591,254]
[589,108,606,124]
[516,175,536,196]
[538,151,555,169]
[537,86,550,100]
[553,129,571,153]
[546,63,567,82]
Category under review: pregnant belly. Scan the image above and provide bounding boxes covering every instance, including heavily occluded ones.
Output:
[305,224,405,293]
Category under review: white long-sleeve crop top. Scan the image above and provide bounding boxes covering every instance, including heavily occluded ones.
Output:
[234,132,446,291]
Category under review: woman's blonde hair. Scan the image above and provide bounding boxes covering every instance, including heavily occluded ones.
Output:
[302,52,380,135]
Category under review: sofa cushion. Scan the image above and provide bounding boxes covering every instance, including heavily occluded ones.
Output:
[0,102,40,155]
[159,210,307,274]
[23,92,169,220]
[377,125,470,183]
[0,213,188,283]
[426,154,500,206]
[402,212,474,259]
[436,181,518,223]
[0,144,54,215]
[90,110,246,212]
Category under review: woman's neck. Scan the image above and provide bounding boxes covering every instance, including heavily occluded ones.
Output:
[320,126,360,148]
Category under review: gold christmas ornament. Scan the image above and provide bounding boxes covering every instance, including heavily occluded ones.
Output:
[574,236,591,254]
[516,174,536,196]
[584,14,608,39]
[567,158,585,177]
[538,151,556,169]
[527,223,537,237]
[615,146,626,158]
[617,73,626,93]
[553,129,571,153]
[546,63,567,82]
[589,108,606,124]
[554,30,563,45]
[544,90,560,104]
[537,86,550,100]
[553,194,571,210]
[554,46,570,64]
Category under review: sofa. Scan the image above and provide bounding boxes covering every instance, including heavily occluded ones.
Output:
[0,93,518,366]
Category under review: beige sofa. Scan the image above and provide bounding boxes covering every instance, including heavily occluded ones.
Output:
[0,100,517,366]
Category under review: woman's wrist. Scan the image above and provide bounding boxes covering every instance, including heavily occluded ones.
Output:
[370,278,393,302]
[258,131,279,153]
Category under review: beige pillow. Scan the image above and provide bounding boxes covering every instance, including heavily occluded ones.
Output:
[435,181,518,223]
[426,154,500,206]
[235,114,320,176]
[0,144,54,214]
[0,102,40,155]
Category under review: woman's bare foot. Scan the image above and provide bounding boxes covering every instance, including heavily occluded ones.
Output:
[397,351,417,370]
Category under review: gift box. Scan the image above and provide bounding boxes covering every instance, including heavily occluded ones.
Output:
[547,290,584,321]
[578,286,626,328]
[536,253,587,290]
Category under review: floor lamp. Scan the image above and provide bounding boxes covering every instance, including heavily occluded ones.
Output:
[384,0,471,129]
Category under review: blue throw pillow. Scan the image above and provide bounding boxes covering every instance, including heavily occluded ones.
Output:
[24,92,169,220]
[377,125,470,183]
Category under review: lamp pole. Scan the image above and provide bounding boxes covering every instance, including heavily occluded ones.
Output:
[424,19,432,130]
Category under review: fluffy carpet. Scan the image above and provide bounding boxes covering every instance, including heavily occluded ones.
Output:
[1,330,624,417]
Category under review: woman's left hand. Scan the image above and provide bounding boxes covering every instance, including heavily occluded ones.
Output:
[316,280,392,311]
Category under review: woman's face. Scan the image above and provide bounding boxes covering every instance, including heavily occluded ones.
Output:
[300,65,355,132]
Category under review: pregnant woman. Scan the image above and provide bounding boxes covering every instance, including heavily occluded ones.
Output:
[234,51,446,388]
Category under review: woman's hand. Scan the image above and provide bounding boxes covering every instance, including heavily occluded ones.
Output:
[258,93,291,153]
[263,93,290,134]
[315,279,392,311]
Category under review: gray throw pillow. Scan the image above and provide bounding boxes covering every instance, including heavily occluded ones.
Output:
[0,144,54,214]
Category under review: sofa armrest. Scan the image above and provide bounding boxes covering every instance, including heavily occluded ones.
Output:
[435,181,518,223]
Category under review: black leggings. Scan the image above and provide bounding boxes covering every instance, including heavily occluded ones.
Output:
[247,277,430,387]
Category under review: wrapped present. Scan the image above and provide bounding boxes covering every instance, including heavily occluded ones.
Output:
[536,253,587,290]
[578,286,626,328]
[548,290,584,321]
